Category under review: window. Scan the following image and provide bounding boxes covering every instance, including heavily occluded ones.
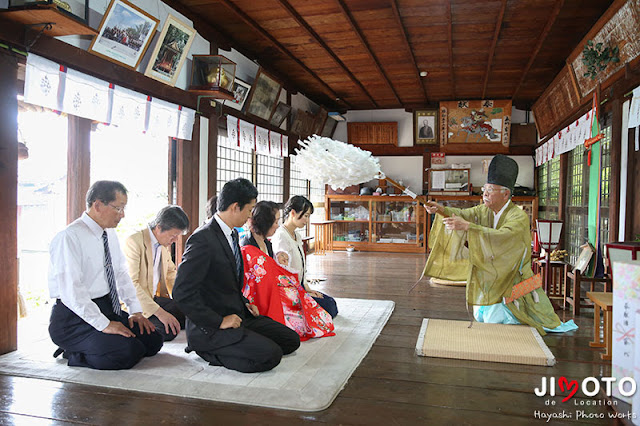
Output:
[289,154,308,198]
[256,153,284,203]
[90,124,169,240]
[599,120,612,246]
[17,106,68,312]
[536,156,560,220]
[565,144,589,265]
[216,135,253,194]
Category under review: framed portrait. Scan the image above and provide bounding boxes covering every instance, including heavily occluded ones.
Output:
[245,68,282,121]
[290,109,304,135]
[224,78,251,111]
[321,116,338,138]
[269,101,291,127]
[143,14,196,86]
[414,109,438,145]
[88,0,159,70]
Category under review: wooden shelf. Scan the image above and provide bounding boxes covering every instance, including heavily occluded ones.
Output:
[188,87,235,101]
[1,5,97,37]
[329,220,369,223]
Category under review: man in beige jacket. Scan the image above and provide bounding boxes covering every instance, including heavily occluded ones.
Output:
[124,206,189,341]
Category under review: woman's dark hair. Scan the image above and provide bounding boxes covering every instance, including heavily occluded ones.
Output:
[249,201,280,236]
[206,196,217,219]
[283,195,313,219]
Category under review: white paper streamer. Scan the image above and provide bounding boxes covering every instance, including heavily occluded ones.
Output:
[24,54,61,111]
[292,135,382,190]
[269,131,282,157]
[227,115,239,147]
[255,126,270,154]
[628,86,640,129]
[239,120,255,152]
[177,107,196,140]
[111,86,148,133]
[148,97,180,138]
[282,135,288,157]
[62,68,110,122]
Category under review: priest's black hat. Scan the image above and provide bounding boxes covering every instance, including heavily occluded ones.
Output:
[487,154,518,192]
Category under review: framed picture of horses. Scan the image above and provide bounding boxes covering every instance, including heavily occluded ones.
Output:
[414,109,438,145]
[439,100,512,153]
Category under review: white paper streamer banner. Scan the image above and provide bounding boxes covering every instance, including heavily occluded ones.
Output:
[628,86,640,129]
[62,68,110,122]
[148,97,179,138]
[111,86,148,132]
[282,135,289,157]
[255,126,270,154]
[24,54,61,111]
[177,107,195,140]
[226,115,239,147]
[239,120,255,152]
[269,131,282,157]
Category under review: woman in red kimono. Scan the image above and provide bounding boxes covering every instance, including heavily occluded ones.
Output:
[240,201,334,341]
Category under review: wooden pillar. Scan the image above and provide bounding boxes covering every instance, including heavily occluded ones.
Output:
[422,152,431,194]
[175,135,199,264]
[629,127,640,240]
[557,152,568,247]
[67,115,91,223]
[608,99,622,241]
[0,50,19,354]
[207,114,218,200]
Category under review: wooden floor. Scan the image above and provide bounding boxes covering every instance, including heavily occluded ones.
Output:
[0,251,619,425]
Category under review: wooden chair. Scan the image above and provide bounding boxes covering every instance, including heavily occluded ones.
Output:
[536,259,568,306]
[565,269,612,316]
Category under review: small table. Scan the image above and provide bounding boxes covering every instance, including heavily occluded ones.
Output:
[311,220,334,255]
[534,259,568,307]
[587,291,613,361]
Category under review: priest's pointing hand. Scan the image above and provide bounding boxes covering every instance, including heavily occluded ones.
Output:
[442,214,470,231]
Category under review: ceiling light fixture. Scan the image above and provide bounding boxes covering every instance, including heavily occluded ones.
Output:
[419,71,428,77]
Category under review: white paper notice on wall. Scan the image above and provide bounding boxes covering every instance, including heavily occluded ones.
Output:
[269,131,281,157]
[148,98,179,139]
[255,126,269,154]
[282,135,289,157]
[628,86,640,129]
[177,107,195,140]
[24,54,61,112]
[226,115,238,147]
[62,68,111,123]
[239,120,255,152]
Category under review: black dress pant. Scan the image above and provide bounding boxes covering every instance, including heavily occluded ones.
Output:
[148,296,186,342]
[190,315,300,373]
[49,296,163,370]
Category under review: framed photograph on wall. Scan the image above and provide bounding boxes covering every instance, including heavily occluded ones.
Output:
[414,109,438,145]
[321,117,338,137]
[224,78,251,111]
[269,101,291,127]
[88,0,159,70]
[245,68,282,121]
[144,14,196,86]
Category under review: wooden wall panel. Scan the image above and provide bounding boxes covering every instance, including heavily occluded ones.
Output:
[347,122,398,145]
[532,65,581,139]
[0,51,18,354]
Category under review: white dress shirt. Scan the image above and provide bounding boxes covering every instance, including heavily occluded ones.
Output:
[48,212,142,331]
[148,225,162,295]
[214,213,236,253]
[493,200,511,229]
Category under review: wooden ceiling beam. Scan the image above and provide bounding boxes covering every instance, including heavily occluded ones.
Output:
[512,0,564,99]
[275,0,378,108]
[446,0,455,99]
[217,0,352,109]
[389,0,428,104]
[334,0,403,106]
[481,0,507,99]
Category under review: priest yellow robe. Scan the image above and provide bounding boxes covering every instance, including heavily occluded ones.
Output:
[423,201,561,335]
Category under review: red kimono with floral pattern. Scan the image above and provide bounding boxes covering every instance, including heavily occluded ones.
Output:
[241,245,335,341]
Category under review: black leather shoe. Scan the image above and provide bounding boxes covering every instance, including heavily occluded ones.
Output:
[52,347,64,358]
[184,346,193,354]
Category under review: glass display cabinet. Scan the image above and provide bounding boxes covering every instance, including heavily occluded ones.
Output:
[326,194,427,253]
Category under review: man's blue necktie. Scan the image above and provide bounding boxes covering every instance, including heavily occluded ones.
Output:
[102,231,122,315]
[231,229,243,284]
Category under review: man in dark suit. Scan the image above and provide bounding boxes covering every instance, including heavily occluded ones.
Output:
[173,178,300,373]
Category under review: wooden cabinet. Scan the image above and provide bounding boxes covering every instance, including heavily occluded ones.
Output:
[347,122,398,145]
[426,195,538,249]
[325,194,427,253]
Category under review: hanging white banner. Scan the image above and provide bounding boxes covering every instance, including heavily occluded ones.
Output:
[111,86,148,133]
[269,131,282,157]
[628,86,640,129]
[239,120,255,151]
[177,107,196,140]
[282,136,289,157]
[24,54,61,111]
[255,126,270,154]
[226,115,239,147]
[62,68,110,123]
[148,97,180,138]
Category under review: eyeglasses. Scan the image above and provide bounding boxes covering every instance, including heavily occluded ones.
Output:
[108,204,126,214]
[481,186,506,194]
